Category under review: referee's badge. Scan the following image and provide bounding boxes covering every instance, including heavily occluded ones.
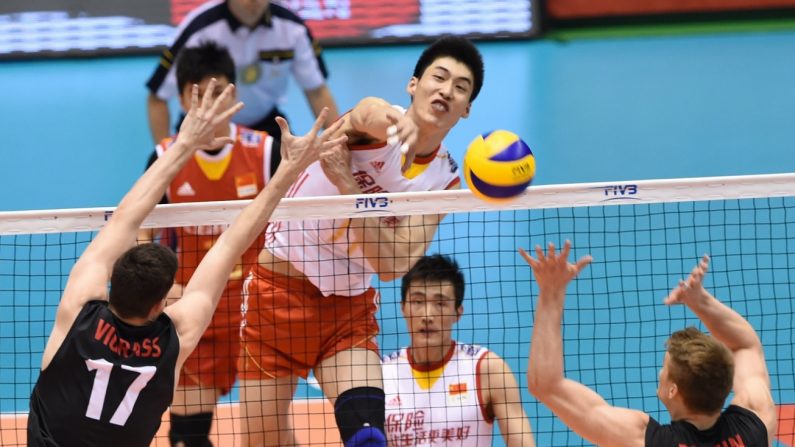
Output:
[242,63,261,84]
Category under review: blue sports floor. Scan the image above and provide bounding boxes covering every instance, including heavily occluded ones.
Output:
[1,29,795,446]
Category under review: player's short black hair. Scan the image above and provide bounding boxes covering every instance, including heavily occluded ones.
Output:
[401,254,465,308]
[109,244,177,319]
[176,41,236,94]
[412,36,485,102]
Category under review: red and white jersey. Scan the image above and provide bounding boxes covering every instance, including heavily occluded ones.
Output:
[382,342,494,446]
[157,123,272,294]
[266,106,461,296]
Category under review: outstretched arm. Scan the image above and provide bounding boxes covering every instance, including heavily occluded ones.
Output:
[51,81,242,351]
[165,109,346,358]
[44,82,241,370]
[523,242,649,447]
[318,143,450,281]
[347,96,419,172]
[664,256,776,440]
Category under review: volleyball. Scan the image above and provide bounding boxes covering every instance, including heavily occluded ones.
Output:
[463,130,535,202]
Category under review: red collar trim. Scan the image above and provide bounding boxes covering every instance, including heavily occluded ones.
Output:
[407,341,456,372]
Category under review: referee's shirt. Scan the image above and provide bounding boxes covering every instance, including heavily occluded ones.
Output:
[146,0,329,126]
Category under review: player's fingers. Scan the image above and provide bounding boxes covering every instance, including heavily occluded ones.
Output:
[518,247,532,263]
[190,84,199,113]
[210,83,236,114]
[275,116,291,138]
[575,255,593,273]
[307,107,328,138]
[561,240,572,260]
[534,244,544,261]
[215,101,244,124]
[548,242,557,258]
[323,116,345,139]
[199,78,217,111]
[701,254,710,271]
[323,135,348,151]
[209,136,234,148]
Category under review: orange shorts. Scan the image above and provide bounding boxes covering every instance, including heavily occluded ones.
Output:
[178,286,242,394]
[239,264,380,380]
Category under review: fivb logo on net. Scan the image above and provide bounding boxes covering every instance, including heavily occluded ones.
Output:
[594,183,640,202]
[355,196,392,210]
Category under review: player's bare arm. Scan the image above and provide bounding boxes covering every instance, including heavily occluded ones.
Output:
[480,352,535,447]
[45,80,242,369]
[166,109,346,359]
[664,256,777,442]
[318,142,444,281]
[523,242,648,447]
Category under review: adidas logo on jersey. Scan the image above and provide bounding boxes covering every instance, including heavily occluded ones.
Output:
[370,160,386,173]
[387,395,402,407]
[176,182,196,196]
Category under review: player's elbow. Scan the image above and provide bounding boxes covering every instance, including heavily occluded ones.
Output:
[526,369,556,400]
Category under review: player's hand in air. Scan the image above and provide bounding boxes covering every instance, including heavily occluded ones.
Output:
[320,138,359,195]
[385,113,419,173]
[177,79,244,151]
[276,107,348,176]
[519,241,592,300]
[663,255,711,307]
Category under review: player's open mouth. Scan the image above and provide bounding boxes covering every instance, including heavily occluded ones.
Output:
[431,100,449,113]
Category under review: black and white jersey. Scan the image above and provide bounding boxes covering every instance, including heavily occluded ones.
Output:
[146,0,329,126]
[28,300,179,447]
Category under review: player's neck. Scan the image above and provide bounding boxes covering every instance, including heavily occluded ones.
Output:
[674,410,721,431]
[414,129,445,158]
[409,340,454,367]
[108,305,155,327]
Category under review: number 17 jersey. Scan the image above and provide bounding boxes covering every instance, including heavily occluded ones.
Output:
[28,301,179,447]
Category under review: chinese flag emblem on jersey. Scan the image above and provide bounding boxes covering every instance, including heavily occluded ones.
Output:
[235,172,258,198]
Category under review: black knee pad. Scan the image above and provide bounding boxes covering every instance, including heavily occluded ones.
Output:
[334,387,386,447]
[168,412,214,447]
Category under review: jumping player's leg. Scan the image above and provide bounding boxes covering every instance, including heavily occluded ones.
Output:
[169,385,222,447]
[239,377,298,447]
[316,348,386,447]
[169,291,240,447]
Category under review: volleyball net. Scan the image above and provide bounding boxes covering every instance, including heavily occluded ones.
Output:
[1,173,794,446]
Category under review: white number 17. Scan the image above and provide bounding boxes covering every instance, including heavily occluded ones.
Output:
[84,358,156,426]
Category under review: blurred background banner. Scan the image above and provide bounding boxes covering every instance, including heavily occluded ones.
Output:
[0,0,539,59]
[547,0,795,19]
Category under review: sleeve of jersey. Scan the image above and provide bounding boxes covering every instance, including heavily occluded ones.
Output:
[644,417,674,445]
[290,26,329,90]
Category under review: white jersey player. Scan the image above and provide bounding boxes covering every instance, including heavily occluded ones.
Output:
[383,254,536,447]
[238,36,487,447]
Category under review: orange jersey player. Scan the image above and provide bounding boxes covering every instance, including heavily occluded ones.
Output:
[141,42,277,447]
